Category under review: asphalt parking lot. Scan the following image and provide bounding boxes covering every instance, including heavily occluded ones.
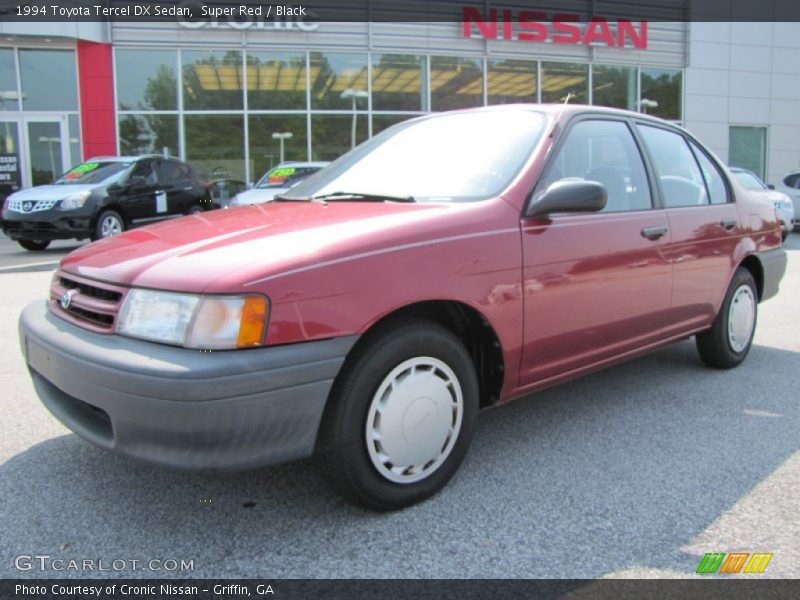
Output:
[0,232,798,580]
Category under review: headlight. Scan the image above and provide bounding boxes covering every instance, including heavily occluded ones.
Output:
[59,191,90,210]
[117,289,269,349]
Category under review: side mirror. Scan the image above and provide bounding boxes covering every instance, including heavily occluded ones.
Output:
[527,179,607,218]
[767,184,775,190]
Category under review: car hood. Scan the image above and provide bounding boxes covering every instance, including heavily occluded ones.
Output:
[232,187,286,205]
[8,183,99,201]
[60,200,460,293]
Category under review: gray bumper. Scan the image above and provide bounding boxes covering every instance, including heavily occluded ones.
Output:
[19,301,357,471]
[758,247,787,303]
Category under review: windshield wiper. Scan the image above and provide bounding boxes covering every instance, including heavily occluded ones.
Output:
[312,191,416,203]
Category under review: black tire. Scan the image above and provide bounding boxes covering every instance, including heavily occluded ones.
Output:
[318,318,479,511]
[92,210,125,241]
[188,205,205,215]
[18,239,50,251]
[696,268,758,369]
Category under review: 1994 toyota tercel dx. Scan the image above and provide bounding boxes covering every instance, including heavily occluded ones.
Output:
[19,106,787,510]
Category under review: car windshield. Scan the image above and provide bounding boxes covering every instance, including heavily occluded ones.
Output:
[255,166,317,189]
[55,161,132,185]
[284,110,547,203]
[734,171,767,191]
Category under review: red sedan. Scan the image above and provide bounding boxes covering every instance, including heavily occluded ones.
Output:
[19,105,787,510]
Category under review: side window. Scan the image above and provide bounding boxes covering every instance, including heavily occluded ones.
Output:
[542,120,652,212]
[155,160,181,184]
[784,174,800,189]
[131,160,156,185]
[688,140,729,205]
[638,125,708,208]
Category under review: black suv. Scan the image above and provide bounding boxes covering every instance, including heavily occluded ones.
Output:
[1,155,212,251]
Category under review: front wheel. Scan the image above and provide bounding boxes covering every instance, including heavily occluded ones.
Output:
[18,239,50,251]
[696,268,758,369]
[93,210,125,240]
[318,319,479,511]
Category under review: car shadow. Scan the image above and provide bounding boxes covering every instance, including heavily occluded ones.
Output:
[0,340,797,579]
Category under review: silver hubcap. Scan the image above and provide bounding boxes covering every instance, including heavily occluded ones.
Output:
[728,284,755,353]
[365,357,463,484]
[100,215,122,238]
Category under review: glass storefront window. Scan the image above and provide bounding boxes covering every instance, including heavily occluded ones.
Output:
[27,121,63,185]
[372,114,417,136]
[247,52,308,110]
[592,65,637,110]
[119,114,179,157]
[729,126,767,180]
[19,49,78,111]
[248,115,308,181]
[541,62,588,104]
[182,50,244,111]
[487,59,537,105]
[372,54,426,111]
[184,114,245,180]
[116,49,178,111]
[68,114,81,165]
[430,56,483,111]
[640,68,682,120]
[311,114,368,161]
[0,49,18,111]
[310,52,368,110]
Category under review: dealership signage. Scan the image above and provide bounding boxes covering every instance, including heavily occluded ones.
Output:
[0,154,21,192]
[462,6,648,49]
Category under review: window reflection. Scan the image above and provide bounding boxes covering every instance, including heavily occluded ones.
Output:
[372,114,416,136]
[249,115,308,180]
[430,56,483,110]
[182,50,244,111]
[311,114,368,161]
[185,114,245,180]
[372,54,426,111]
[0,49,18,111]
[541,62,588,104]
[20,49,78,111]
[592,65,636,110]
[247,52,308,110]
[116,49,178,111]
[119,114,179,156]
[487,59,537,104]
[640,68,682,120]
[310,52,368,110]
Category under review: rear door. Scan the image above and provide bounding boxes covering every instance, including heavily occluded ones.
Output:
[519,117,672,387]
[636,124,741,335]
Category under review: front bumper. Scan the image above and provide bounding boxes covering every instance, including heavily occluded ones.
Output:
[19,301,357,470]
[2,209,92,240]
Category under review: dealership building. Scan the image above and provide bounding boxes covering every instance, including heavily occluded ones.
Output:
[0,11,798,191]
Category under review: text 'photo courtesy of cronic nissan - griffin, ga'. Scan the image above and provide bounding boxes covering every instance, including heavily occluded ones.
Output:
[17,105,786,510]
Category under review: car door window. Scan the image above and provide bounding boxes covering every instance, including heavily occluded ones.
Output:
[130,160,156,185]
[688,140,729,205]
[155,160,182,185]
[541,119,652,212]
[638,125,709,207]
[785,174,800,189]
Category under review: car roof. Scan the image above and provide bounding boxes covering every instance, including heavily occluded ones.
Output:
[84,154,182,163]
[273,161,330,168]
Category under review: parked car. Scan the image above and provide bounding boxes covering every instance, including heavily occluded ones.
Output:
[775,170,800,227]
[208,178,247,208]
[1,155,212,251]
[228,162,330,207]
[19,106,786,510]
[730,167,794,241]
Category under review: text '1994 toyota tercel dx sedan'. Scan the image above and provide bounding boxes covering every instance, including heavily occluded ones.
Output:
[19,106,786,510]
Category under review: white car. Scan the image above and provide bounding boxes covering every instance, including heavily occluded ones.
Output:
[775,170,800,228]
[228,162,330,207]
[731,168,794,241]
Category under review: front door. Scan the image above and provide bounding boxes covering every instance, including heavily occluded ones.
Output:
[519,117,672,388]
[23,116,72,186]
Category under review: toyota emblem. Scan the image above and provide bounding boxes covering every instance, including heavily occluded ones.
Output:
[60,289,76,310]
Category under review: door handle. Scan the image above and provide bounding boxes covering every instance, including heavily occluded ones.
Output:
[641,225,668,240]
[720,218,737,230]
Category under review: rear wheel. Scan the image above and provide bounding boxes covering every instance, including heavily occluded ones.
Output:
[18,239,50,251]
[318,319,479,511]
[93,210,124,241]
[696,268,757,369]
[188,205,205,215]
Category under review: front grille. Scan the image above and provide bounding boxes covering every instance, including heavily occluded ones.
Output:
[50,271,127,333]
[7,199,58,213]
[60,276,122,303]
